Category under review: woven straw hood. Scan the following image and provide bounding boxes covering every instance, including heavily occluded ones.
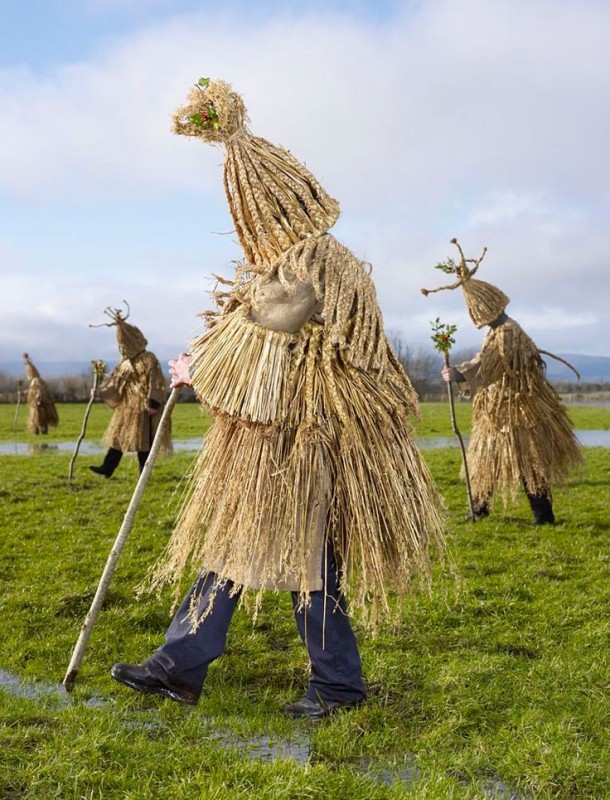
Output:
[23,353,41,381]
[90,304,148,359]
[421,239,509,328]
[115,320,147,359]
[172,79,340,266]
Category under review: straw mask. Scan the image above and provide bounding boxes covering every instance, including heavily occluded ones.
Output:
[171,78,340,267]
[421,239,509,329]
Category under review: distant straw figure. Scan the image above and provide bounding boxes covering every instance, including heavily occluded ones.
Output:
[89,304,171,477]
[23,353,59,435]
[422,239,582,524]
[110,78,446,718]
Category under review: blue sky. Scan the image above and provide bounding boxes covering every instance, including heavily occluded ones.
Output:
[1,0,608,368]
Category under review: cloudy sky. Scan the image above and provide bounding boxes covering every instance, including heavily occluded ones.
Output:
[1,0,608,368]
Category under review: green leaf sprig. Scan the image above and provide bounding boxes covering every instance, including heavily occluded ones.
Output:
[430,318,457,354]
[190,77,220,131]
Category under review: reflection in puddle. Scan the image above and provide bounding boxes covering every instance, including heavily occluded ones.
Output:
[209,728,311,765]
[0,667,525,797]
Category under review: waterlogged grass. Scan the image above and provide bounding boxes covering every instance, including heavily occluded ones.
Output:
[0,405,609,798]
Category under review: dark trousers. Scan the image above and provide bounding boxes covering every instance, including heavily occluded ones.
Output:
[102,447,149,475]
[146,544,366,703]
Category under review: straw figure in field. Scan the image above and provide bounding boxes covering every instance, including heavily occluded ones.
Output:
[422,239,582,525]
[111,78,445,718]
[23,353,59,435]
[89,304,172,477]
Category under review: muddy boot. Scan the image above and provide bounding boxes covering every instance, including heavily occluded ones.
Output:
[469,500,490,521]
[89,447,123,478]
[527,492,555,525]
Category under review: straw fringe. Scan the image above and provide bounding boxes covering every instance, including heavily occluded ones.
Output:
[26,378,59,433]
[151,323,445,628]
[189,308,295,424]
[102,352,172,454]
[23,356,59,433]
[464,319,582,501]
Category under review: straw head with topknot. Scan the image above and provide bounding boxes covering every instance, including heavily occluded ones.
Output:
[90,301,148,359]
[421,239,509,329]
[172,78,248,144]
[172,77,340,266]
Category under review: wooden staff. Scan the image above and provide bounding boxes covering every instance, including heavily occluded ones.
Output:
[62,385,180,690]
[431,318,476,522]
[68,361,107,481]
[12,379,24,434]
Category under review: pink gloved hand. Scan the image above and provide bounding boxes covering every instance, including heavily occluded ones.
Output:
[441,366,452,383]
[168,353,192,388]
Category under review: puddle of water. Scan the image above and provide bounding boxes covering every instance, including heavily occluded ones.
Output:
[209,729,310,765]
[0,438,205,456]
[0,668,69,706]
[0,668,525,797]
[575,430,610,447]
[2,432,608,457]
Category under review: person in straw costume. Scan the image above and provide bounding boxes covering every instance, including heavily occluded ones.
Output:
[111,78,445,717]
[23,353,59,435]
[422,239,582,525]
[89,305,171,477]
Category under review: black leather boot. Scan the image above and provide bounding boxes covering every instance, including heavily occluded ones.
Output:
[89,447,123,478]
[470,500,490,520]
[527,492,555,525]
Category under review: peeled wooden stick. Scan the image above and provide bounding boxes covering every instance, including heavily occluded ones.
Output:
[68,361,107,481]
[12,379,24,434]
[430,318,476,522]
[62,386,180,690]
[443,350,476,522]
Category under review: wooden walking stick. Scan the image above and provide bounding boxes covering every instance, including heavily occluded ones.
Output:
[62,385,181,690]
[431,318,477,522]
[12,379,24,434]
[68,360,107,481]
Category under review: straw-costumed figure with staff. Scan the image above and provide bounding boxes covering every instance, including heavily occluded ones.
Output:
[23,353,59,435]
[422,239,582,525]
[110,78,446,718]
[89,304,171,477]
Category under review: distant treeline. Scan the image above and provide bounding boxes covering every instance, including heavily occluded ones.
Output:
[1,333,608,404]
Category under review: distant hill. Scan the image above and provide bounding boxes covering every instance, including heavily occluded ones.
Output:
[543,354,610,382]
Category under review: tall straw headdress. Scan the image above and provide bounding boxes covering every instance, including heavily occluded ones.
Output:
[421,238,509,329]
[90,302,148,359]
[23,353,41,381]
[171,78,340,267]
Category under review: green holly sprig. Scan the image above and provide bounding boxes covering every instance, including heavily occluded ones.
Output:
[430,318,457,354]
[190,77,220,131]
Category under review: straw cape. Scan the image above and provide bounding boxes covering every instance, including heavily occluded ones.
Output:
[150,78,446,627]
[23,353,59,435]
[421,239,582,507]
[93,307,172,455]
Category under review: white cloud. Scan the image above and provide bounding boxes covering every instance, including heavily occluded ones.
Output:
[0,0,609,360]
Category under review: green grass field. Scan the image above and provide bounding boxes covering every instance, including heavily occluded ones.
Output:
[1,403,609,799]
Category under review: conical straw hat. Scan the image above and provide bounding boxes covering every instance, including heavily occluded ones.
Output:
[90,304,147,359]
[421,239,509,328]
[172,78,340,266]
[23,353,41,381]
